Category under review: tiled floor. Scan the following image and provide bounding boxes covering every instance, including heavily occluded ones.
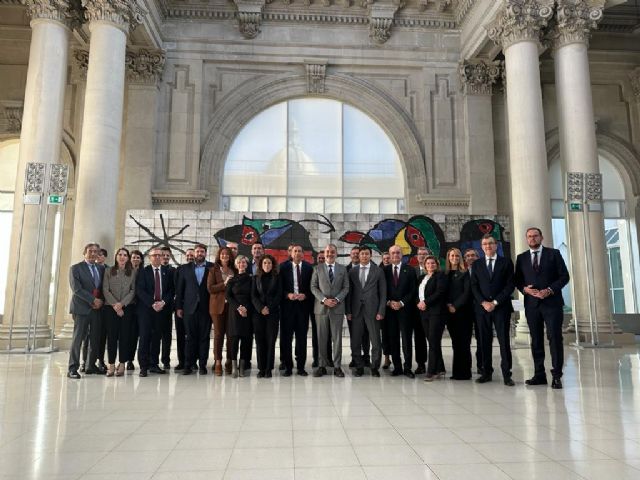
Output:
[1,341,640,480]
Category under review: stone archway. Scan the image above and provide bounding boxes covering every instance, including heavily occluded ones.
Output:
[200,73,427,210]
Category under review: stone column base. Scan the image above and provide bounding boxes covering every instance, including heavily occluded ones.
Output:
[54,321,75,351]
[0,324,54,350]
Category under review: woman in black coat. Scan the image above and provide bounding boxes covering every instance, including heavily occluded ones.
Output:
[445,248,473,380]
[226,255,253,378]
[417,255,449,382]
[251,254,282,378]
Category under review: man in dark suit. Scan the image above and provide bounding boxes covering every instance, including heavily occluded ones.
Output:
[514,227,570,389]
[160,246,176,369]
[470,234,515,386]
[176,243,213,375]
[67,243,105,378]
[346,246,387,377]
[280,244,314,376]
[464,248,482,373]
[173,248,194,371]
[136,247,175,377]
[412,246,429,374]
[346,247,370,368]
[384,245,418,378]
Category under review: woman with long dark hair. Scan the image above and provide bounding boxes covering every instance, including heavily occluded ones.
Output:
[103,248,137,377]
[127,249,144,371]
[445,248,472,380]
[207,246,237,375]
[251,254,282,378]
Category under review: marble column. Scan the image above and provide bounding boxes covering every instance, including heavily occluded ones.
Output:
[0,0,80,349]
[69,0,144,258]
[488,0,554,342]
[552,0,629,343]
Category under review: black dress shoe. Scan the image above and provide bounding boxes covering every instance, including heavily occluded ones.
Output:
[371,368,380,378]
[391,369,402,377]
[334,367,345,378]
[98,361,107,371]
[414,365,426,375]
[476,375,492,384]
[364,360,372,369]
[297,369,308,377]
[328,361,335,368]
[127,361,135,371]
[354,367,364,377]
[199,367,207,375]
[314,367,327,377]
[174,364,184,371]
[283,369,292,377]
[183,368,192,375]
[265,370,272,378]
[67,371,81,379]
[257,370,265,378]
[525,376,548,386]
[551,378,563,389]
[504,378,515,387]
[149,366,165,374]
[404,370,415,379]
[79,365,85,373]
[139,369,148,377]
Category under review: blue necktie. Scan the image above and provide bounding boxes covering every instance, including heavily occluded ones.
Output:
[328,265,334,283]
[90,264,100,288]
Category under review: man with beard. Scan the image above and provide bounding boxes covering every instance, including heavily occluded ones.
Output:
[173,248,195,371]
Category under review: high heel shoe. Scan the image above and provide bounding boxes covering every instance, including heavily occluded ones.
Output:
[116,363,125,377]
[106,364,115,377]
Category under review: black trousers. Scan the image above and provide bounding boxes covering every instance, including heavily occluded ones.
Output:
[106,305,134,364]
[526,305,564,379]
[280,303,310,370]
[184,303,211,369]
[129,308,139,364]
[422,313,446,375]
[384,309,413,371]
[476,308,512,379]
[473,315,483,373]
[414,315,427,367]
[230,335,253,362]
[253,313,279,372]
[160,313,172,366]
[138,308,166,370]
[310,313,332,365]
[447,310,473,379]
[175,314,186,367]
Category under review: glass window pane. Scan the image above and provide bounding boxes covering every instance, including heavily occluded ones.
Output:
[269,197,286,212]
[325,198,341,214]
[343,198,360,213]
[551,199,564,218]
[223,103,287,196]
[229,196,249,212]
[603,200,623,218]
[306,198,324,213]
[249,196,268,212]
[287,197,305,212]
[380,199,398,214]
[288,99,342,197]
[343,104,404,198]
[361,198,379,214]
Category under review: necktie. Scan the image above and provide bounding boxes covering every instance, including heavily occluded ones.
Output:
[90,264,99,288]
[487,258,494,279]
[295,264,301,291]
[328,265,334,283]
[533,251,540,273]
[360,266,367,288]
[393,265,399,287]
[154,268,161,301]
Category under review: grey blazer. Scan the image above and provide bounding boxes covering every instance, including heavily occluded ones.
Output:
[310,263,349,315]
[346,263,387,319]
[69,261,104,316]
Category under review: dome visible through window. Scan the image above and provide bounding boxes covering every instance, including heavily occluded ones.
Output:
[222,98,405,214]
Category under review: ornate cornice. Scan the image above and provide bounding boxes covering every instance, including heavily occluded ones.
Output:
[151,190,210,205]
[550,0,604,50]
[125,48,165,85]
[487,0,554,51]
[0,101,23,134]
[233,0,264,39]
[459,59,502,95]
[81,0,146,31]
[23,0,84,29]
[630,67,640,103]
[416,193,471,209]
[368,1,403,44]
[305,61,327,94]
[71,48,89,81]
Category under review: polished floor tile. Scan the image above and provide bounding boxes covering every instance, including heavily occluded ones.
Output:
[0,342,639,479]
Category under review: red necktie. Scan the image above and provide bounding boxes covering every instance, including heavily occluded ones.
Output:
[154,268,161,301]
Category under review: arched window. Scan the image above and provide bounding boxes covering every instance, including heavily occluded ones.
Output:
[222,98,405,214]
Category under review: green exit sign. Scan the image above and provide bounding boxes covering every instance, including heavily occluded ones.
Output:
[47,195,64,205]
[569,203,582,212]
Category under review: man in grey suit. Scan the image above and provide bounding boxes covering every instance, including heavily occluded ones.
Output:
[346,246,387,377]
[67,243,105,378]
[311,244,349,378]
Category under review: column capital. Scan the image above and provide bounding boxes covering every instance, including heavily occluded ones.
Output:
[459,59,503,96]
[81,0,146,32]
[550,0,604,49]
[23,0,84,29]
[125,48,166,85]
[628,67,640,103]
[368,1,404,45]
[487,0,554,51]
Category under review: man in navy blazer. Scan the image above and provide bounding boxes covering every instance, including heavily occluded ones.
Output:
[514,227,570,389]
[471,234,515,386]
[175,243,214,375]
[280,244,314,376]
[136,247,175,377]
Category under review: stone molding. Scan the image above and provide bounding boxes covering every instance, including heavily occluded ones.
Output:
[459,59,502,95]
[415,193,470,209]
[550,0,604,50]
[233,0,265,39]
[304,61,327,94]
[125,48,166,85]
[23,0,84,29]
[0,101,24,134]
[368,1,403,44]
[629,67,640,103]
[151,190,210,205]
[81,0,146,31]
[487,0,554,51]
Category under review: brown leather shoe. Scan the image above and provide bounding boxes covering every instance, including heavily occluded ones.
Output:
[224,360,232,375]
[214,361,223,376]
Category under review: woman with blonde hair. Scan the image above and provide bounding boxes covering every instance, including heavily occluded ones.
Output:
[445,248,472,380]
[225,255,253,377]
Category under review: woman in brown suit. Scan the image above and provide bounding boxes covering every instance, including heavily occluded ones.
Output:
[207,246,237,375]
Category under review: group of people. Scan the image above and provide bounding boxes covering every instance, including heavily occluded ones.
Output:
[67,227,569,389]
